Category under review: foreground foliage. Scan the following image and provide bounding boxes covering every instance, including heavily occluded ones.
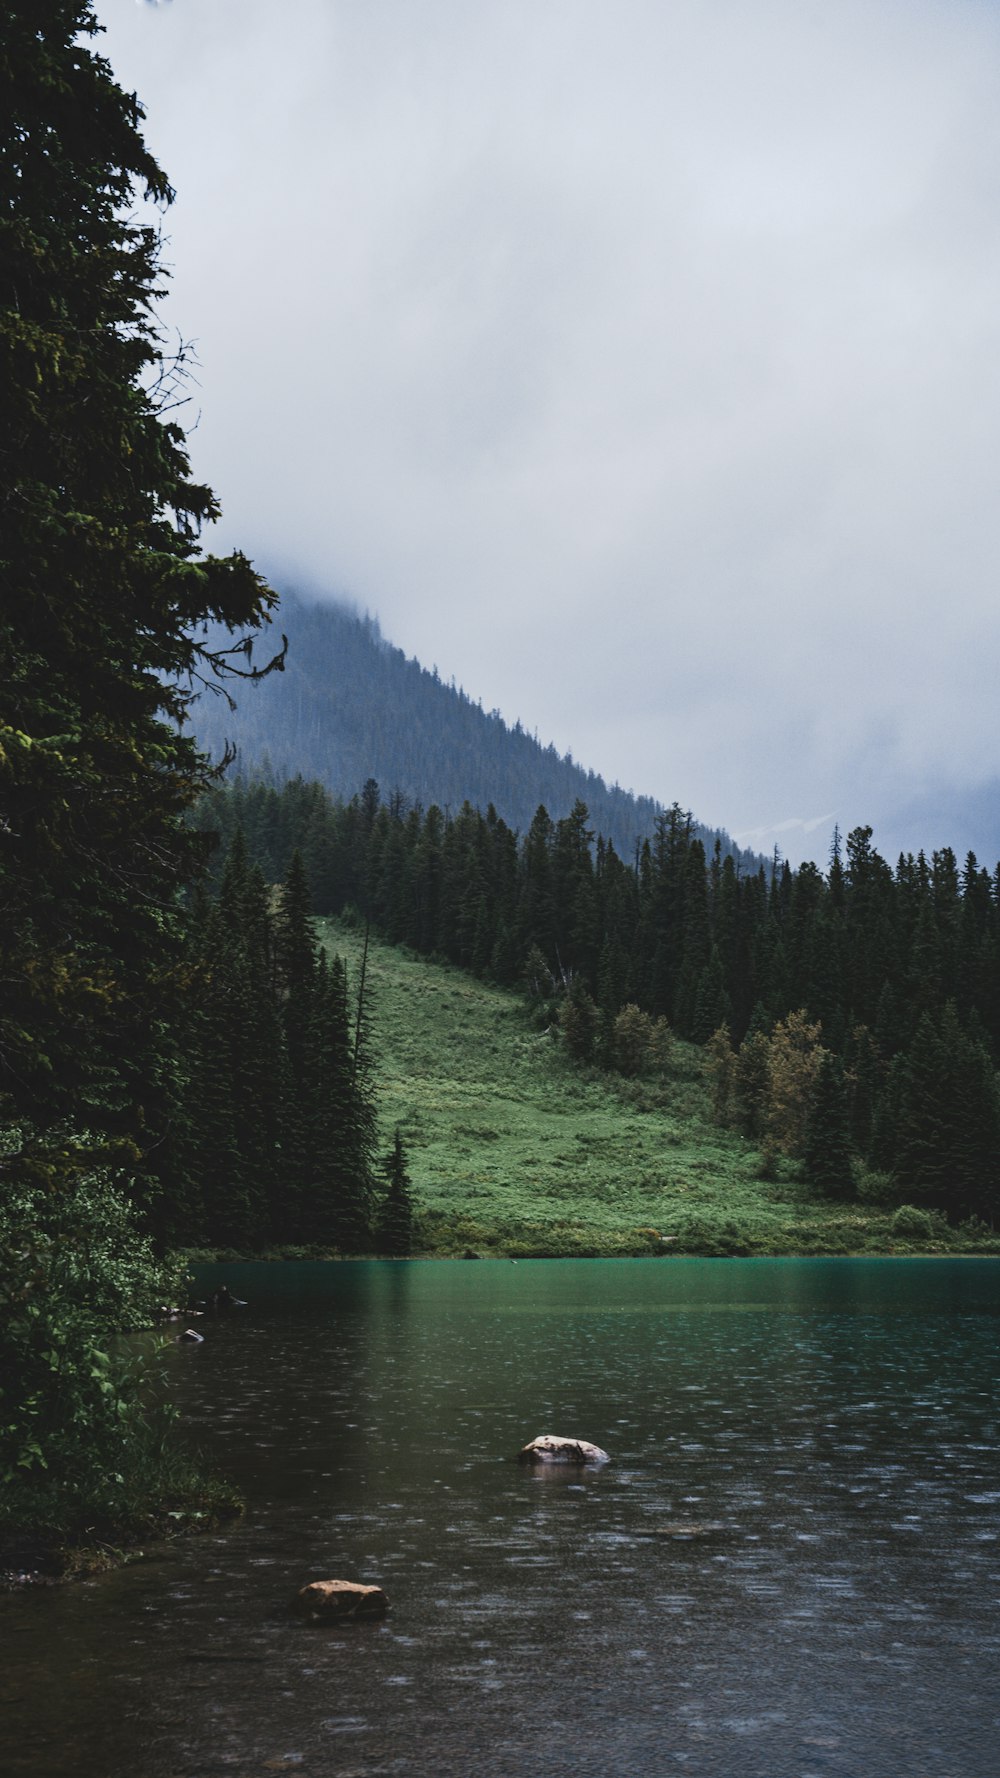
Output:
[0,1159,239,1561]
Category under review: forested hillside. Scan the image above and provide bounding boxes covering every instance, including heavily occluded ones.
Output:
[203,775,1000,1231]
[319,915,972,1259]
[189,589,759,870]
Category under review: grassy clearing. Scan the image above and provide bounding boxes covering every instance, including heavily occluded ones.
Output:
[321,919,996,1258]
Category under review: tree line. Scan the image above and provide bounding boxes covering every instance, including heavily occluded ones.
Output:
[177,837,411,1256]
[199,775,1000,1227]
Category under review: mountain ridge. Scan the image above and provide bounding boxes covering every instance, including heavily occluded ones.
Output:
[190,587,762,867]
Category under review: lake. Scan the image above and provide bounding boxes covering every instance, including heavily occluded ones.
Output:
[3,1258,999,1777]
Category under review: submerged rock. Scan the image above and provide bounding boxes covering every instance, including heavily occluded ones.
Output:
[294,1579,389,1621]
[517,1434,610,1465]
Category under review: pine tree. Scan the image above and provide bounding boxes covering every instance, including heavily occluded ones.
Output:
[276,851,318,1001]
[298,954,375,1249]
[704,1025,736,1124]
[692,946,732,1045]
[893,1004,1000,1221]
[519,806,558,968]
[844,1023,880,1158]
[803,1053,855,1198]
[561,977,599,1063]
[552,800,599,981]
[375,1130,415,1256]
[733,1027,772,1139]
[186,899,266,1248]
[179,839,290,1246]
[644,804,694,1019]
[765,1010,826,1158]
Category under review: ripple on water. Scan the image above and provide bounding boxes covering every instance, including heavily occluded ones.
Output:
[4,1258,1000,1778]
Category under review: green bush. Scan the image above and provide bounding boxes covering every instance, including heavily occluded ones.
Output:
[890,1204,949,1241]
[0,1167,231,1550]
[668,1216,756,1256]
[855,1166,901,1206]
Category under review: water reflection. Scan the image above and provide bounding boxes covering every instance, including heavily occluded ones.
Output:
[3,1259,999,1777]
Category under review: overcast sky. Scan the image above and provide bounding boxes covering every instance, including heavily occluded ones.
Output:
[99,0,1000,864]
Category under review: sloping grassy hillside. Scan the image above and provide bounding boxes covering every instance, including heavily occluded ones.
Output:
[320,918,967,1257]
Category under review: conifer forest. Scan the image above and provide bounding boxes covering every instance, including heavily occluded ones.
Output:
[201,775,1000,1231]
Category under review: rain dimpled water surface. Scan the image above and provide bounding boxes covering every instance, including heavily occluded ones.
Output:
[3,1258,999,1777]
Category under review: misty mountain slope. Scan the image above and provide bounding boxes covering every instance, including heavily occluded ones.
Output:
[191,589,758,864]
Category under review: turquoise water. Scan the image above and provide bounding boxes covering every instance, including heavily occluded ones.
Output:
[4,1258,999,1776]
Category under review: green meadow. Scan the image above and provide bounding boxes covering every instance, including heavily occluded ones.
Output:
[321,918,987,1258]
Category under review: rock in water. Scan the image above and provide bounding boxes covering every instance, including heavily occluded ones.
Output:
[294,1580,389,1620]
[517,1434,610,1465]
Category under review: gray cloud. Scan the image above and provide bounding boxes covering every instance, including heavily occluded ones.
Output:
[98,0,1000,862]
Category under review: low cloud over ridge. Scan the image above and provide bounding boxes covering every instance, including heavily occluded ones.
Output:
[100,0,1000,864]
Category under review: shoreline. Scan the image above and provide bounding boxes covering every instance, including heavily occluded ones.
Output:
[180,1239,1000,1264]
